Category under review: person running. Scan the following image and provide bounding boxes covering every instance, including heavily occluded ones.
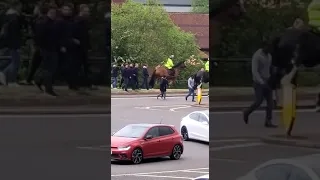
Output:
[157,76,168,100]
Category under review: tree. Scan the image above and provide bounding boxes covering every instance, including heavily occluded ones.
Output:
[111,0,199,66]
[192,0,209,13]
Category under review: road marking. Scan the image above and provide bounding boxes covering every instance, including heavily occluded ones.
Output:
[0,114,110,118]
[210,142,263,151]
[112,96,208,100]
[170,105,192,112]
[209,109,316,115]
[129,174,194,179]
[210,139,255,143]
[111,167,209,176]
[76,146,108,151]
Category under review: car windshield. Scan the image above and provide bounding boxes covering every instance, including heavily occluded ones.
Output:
[113,125,148,138]
[203,110,209,120]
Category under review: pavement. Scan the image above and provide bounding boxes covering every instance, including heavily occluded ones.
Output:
[111,87,319,101]
[111,96,209,180]
[211,110,320,179]
[0,114,110,180]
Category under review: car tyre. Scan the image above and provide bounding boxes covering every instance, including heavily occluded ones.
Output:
[131,148,143,164]
[181,126,189,141]
[170,144,182,160]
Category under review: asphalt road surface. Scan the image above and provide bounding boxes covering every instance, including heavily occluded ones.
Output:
[211,110,320,180]
[111,96,209,180]
[0,114,110,180]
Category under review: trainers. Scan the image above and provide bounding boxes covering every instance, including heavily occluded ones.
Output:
[0,72,6,85]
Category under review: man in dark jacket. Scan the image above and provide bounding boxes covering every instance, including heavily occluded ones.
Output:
[128,63,135,90]
[73,4,92,88]
[122,64,129,91]
[0,1,23,86]
[25,3,46,84]
[34,4,59,96]
[56,3,80,90]
[157,76,168,100]
[141,65,149,90]
[111,64,118,88]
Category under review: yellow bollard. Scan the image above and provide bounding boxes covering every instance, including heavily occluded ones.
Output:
[282,85,296,136]
[281,66,297,136]
[197,84,202,105]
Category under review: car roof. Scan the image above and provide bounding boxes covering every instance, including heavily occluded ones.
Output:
[127,123,175,128]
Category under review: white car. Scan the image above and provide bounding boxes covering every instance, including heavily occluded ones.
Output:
[237,154,320,180]
[193,174,209,180]
[180,110,209,142]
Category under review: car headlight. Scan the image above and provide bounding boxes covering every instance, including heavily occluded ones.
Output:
[117,146,131,151]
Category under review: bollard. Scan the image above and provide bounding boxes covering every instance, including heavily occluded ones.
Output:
[197,83,202,105]
[281,66,298,137]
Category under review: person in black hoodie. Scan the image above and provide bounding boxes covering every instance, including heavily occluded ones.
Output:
[56,3,80,90]
[141,65,149,90]
[157,76,168,100]
[73,4,92,89]
[25,3,46,84]
[34,4,59,96]
[122,64,129,91]
[128,63,135,90]
[0,1,23,86]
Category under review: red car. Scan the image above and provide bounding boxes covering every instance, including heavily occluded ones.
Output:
[111,123,184,164]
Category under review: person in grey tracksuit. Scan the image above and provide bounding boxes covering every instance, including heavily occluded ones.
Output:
[185,75,195,102]
[243,41,277,128]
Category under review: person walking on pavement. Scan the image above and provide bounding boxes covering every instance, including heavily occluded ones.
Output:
[128,63,136,90]
[185,75,195,102]
[122,64,129,91]
[243,41,277,128]
[34,4,59,96]
[25,2,46,85]
[111,64,118,89]
[0,1,23,86]
[141,64,149,90]
[157,76,168,100]
[133,63,139,89]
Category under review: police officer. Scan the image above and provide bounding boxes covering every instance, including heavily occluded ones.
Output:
[164,55,174,76]
[128,63,136,90]
[204,58,209,72]
[141,64,149,90]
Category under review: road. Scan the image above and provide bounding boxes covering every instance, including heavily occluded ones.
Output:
[0,114,110,180]
[111,96,209,180]
[211,110,320,180]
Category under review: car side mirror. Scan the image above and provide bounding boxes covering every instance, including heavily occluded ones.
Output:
[144,135,153,140]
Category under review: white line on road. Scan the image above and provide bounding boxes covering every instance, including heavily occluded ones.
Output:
[129,174,194,179]
[0,114,110,118]
[76,147,108,151]
[210,139,256,143]
[170,105,192,112]
[210,109,316,115]
[210,142,264,151]
[112,96,208,100]
[111,167,209,176]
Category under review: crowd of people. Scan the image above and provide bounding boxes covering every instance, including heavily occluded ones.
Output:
[0,1,109,96]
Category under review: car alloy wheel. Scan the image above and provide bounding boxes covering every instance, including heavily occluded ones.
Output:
[181,127,189,141]
[170,145,182,160]
[131,148,143,164]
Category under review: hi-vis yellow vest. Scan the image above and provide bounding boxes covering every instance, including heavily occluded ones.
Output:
[205,61,209,71]
[164,58,174,69]
[308,1,320,28]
